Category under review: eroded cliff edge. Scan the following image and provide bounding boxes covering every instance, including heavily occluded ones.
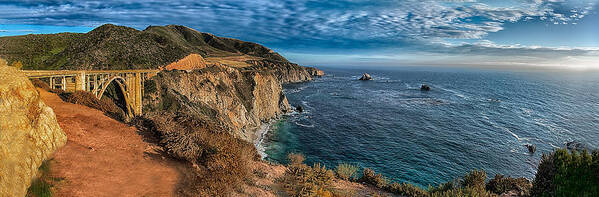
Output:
[0,60,67,196]
[143,63,310,142]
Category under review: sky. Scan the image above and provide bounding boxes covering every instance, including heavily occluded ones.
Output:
[1,0,598,69]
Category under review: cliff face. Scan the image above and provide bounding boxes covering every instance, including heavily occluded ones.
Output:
[0,61,67,196]
[143,64,291,142]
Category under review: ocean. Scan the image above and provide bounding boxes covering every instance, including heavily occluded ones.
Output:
[260,66,599,187]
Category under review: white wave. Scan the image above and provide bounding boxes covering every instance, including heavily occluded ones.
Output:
[295,122,315,128]
[301,100,314,110]
[502,126,529,142]
[284,86,307,94]
[521,108,533,116]
[437,85,468,99]
[482,117,527,142]
[254,119,278,159]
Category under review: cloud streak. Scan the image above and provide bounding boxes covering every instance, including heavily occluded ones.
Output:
[0,0,598,66]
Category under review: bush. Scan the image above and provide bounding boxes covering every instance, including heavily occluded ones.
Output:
[359,168,389,189]
[531,149,599,196]
[429,187,495,197]
[288,153,305,167]
[281,153,335,197]
[486,174,531,196]
[134,113,259,196]
[31,79,51,91]
[27,160,62,197]
[59,91,125,121]
[387,182,428,197]
[428,179,459,194]
[335,163,359,181]
[462,170,486,190]
[428,171,494,197]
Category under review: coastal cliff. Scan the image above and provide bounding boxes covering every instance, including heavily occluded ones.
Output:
[0,60,67,196]
[143,64,292,142]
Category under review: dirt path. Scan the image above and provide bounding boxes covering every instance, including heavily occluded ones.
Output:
[39,90,182,197]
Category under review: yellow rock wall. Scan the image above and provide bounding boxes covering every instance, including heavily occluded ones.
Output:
[0,60,67,196]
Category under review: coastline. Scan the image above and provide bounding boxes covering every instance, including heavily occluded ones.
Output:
[254,115,288,160]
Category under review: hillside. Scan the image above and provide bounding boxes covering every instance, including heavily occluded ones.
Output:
[0,24,290,70]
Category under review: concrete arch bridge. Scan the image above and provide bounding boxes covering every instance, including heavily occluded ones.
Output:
[23,69,159,117]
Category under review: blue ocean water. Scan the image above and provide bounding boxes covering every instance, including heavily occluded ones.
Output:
[261,66,599,187]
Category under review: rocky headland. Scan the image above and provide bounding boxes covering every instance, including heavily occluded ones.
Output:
[0,61,66,196]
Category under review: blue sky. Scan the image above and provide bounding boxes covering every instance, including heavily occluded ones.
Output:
[1,0,598,69]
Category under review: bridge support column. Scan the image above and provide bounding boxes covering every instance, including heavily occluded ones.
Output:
[49,77,54,89]
[75,72,86,91]
[61,77,66,91]
[134,73,142,115]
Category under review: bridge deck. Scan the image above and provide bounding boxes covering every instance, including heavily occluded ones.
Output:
[22,69,159,78]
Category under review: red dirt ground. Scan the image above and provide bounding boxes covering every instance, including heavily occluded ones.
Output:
[39,89,183,197]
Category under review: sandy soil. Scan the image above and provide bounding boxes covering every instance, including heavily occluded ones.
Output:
[39,89,184,197]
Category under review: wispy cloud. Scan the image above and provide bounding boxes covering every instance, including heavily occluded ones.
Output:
[0,0,597,66]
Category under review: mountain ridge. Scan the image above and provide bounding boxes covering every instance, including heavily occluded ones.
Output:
[0,24,292,70]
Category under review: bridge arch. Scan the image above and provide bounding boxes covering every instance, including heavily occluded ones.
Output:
[97,76,133,117]
[23,69,158,118]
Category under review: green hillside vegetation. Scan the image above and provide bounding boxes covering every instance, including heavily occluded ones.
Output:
[0,24,288,70]
[284,149,598,197]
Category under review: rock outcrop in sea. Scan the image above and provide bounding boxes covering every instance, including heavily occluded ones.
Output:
[359,73,372,80]
[0,60,67,196]
[421,84,431,91]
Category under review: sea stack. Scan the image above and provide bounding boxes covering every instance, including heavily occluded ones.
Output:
[421,84,431,91]
[359,73,372,80]
[296,105,304,113]
[525,144,536,154]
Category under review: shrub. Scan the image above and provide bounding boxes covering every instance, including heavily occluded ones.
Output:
[335,163,359,181]
[132,113,259,196]
[288,153,306,167]
[531,149,599,196]
[428,171,494,197]
[461,170,486,190]
[31,79,51,91]
[359,168,389,189]
[429,186,495,197]
[486,174,531,196]
[428,179,459,194]
[281,153,335,197]
[27,160,62,197]
[387,182,428,197]
[11,61,23,70]
[59,91,125,121]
